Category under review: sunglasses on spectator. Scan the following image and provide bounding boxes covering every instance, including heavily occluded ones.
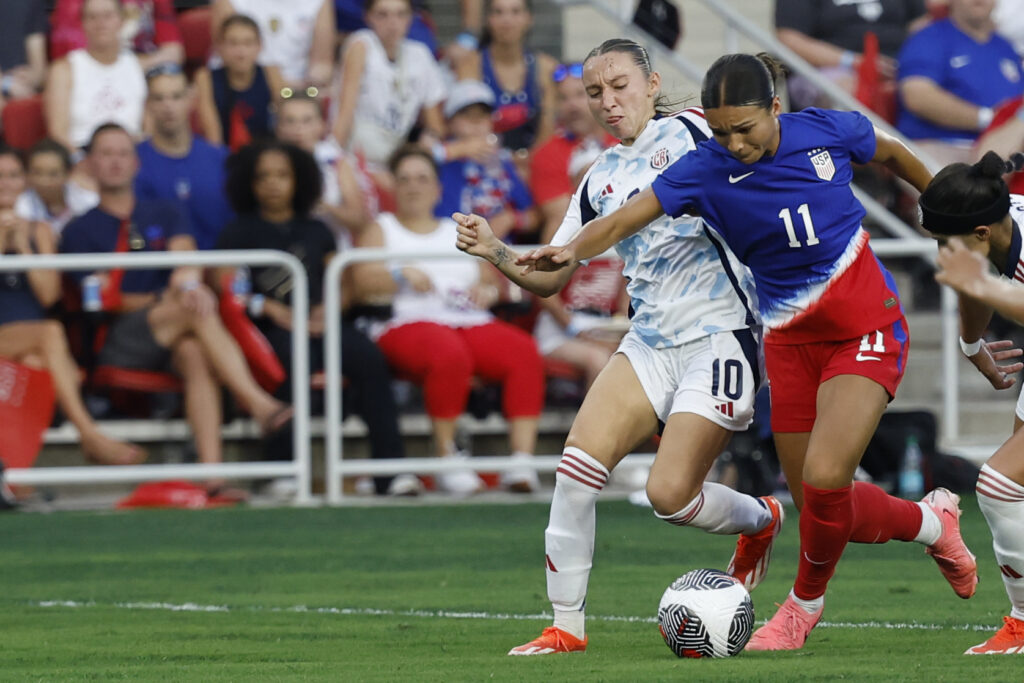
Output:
[553,63,584,83]
[144,62,184,80]
[281,86,321,99]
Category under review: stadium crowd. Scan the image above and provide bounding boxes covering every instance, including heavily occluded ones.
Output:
[1,0,1024,501]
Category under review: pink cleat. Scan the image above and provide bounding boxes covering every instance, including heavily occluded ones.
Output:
[922,488,978,599]
[964,616,1024,655]
[745,595,823,651]
[728,495,785,591]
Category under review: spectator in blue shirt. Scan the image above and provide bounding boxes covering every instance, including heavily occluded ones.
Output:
[436,80,536,243]
[135,64,234,250]
[898,0,1023,165]
[61,124,291,485]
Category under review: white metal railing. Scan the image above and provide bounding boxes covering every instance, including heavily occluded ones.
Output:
[0,249,313,505]
[322,238,958,504]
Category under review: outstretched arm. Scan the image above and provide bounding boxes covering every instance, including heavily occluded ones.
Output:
[872,127,933,193]
[453,212,575,297]
[516,188,665,273]
[935,241,1024,389]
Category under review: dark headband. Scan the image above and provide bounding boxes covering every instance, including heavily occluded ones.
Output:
[918,190,1011,235]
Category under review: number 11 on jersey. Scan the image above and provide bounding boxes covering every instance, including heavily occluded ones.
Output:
[778,203,820,248]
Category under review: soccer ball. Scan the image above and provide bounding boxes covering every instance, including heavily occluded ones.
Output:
[657,568,754,658]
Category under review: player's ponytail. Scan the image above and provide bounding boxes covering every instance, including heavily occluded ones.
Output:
[919,151,1018,235]
[701,53,784,111]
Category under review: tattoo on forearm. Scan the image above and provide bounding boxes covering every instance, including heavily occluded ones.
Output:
[493,246,510,266]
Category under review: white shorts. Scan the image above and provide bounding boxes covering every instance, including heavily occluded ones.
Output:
[616,327,764,431]
[1016,386,1024,423]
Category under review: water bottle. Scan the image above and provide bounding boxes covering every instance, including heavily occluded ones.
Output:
[82,275,103,312]
[898,434,925,499]
[232,266,251,301]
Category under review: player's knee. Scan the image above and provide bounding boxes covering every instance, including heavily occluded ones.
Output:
[647,479,701,518]
[172,337,207,374]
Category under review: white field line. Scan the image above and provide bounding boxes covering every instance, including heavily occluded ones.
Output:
[30,600,996,632]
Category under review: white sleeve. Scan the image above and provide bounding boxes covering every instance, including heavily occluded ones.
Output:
[416,45,447,108]
[550,164,599,247]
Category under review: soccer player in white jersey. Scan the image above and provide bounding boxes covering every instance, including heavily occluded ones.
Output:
[921,151,1024,655]
[454,38,784,655]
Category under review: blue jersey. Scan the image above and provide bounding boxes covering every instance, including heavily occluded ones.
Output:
[135,138,234,250]
[897,19,1022,142]
[652,108,901,342]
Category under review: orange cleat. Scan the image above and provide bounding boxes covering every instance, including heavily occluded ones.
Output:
[728,495,785,592]
[922,488,978,599]
[964,616,1024,655]
[508,627,588,656]
[745,595,823,652]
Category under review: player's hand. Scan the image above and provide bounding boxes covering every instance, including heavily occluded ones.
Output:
[935,241,990,298]
[454,212,504,262]
[516,244,575,274]
[966,339,1024,390]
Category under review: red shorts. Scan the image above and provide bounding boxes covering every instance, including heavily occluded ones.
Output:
[765,316,910,433]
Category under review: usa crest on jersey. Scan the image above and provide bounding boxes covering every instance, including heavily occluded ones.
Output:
[809,148,835,181]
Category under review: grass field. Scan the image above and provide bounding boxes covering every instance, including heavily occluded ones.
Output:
[2,496,1019,681]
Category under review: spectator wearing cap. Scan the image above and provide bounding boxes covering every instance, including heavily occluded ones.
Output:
[0,0,49,108]
[135,64,234,251]
[212,0,335,90]
[898,0,1023,165]
[528,63,625,389]
[435,80,536,243]
[49,0,184,71]
[45,0,147,154]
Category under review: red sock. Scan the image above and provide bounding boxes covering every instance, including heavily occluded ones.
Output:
[848,481,923,543]
[794,482,854,601]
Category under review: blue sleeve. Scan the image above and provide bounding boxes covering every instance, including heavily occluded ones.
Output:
[826,109,877,164]
[897,24,945,82]
[162,202,193,240]
[503,159,533,211]
[651,153,704,219]
[435,161,462,218]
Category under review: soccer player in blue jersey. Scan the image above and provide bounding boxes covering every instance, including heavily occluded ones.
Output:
[520,52,979,651]
[920,151,1024,654]
[455,39,784,656]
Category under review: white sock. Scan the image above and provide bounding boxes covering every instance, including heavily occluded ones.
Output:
[654,482,772,535]
[553,608,586,640]
[977,464,1024,621]
[789,589,824,615]
[913,502,942,546]
[545,447,609,639]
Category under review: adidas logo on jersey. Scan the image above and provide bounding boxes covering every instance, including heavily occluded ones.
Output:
[715,402,734,418]
[600,183,614,198]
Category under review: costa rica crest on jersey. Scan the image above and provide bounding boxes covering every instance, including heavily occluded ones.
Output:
[808,148,835,181]
[650,148,670,170]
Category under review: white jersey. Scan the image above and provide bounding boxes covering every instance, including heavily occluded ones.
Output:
[344,29,446,166]
[229,0,325,83]
[551,110,759,349]
[1004,194,1024,284]
[15,184,98,236]
[371,213,492,338]
[67,49,145,149]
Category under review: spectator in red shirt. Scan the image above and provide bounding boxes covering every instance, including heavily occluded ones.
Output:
[50,0,184,71]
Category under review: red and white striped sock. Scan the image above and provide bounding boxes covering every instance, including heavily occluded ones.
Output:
[546,447,609,639]
[654,482,772,535]
[977,464,1024,621]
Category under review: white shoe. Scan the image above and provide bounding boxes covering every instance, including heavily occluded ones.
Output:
[388,473,423,496]
[500,453,540,493]
[353,476,375,496]
[436,455,485,495]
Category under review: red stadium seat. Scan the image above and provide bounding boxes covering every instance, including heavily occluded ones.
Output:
[2,95,47,151]
[178,6,213,75]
